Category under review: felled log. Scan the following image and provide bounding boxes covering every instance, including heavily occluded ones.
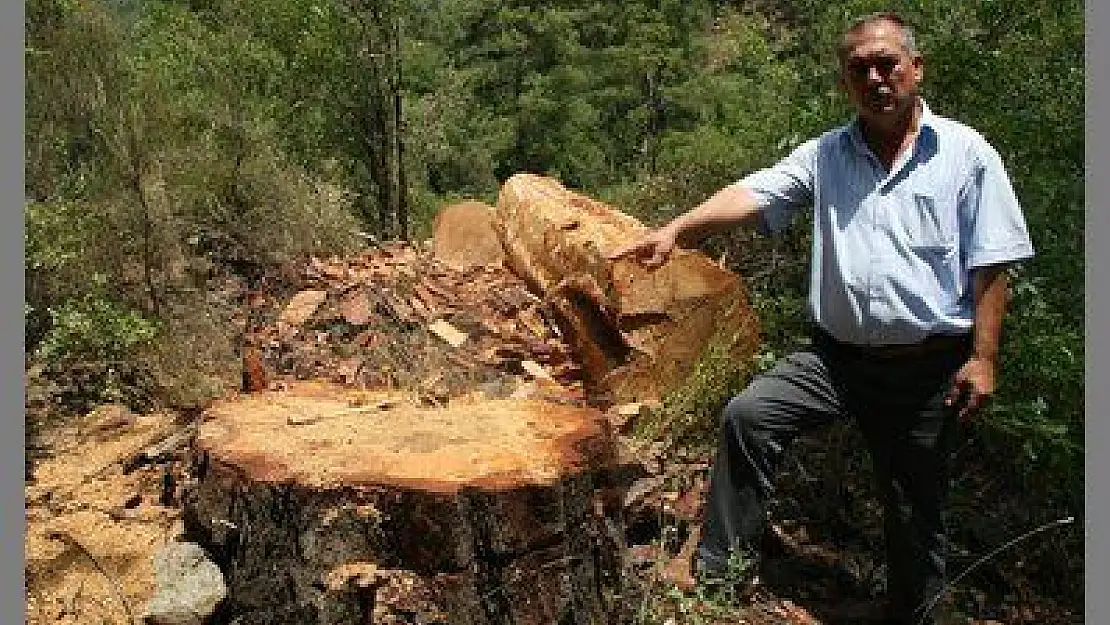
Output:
[494,173,762,402]
[432,201,507,270]
[122,420,199,474]
[183,381,625,625]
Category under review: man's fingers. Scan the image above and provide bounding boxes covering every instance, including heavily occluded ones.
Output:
[944,379,965,407]
[959,391,984,422]
[605,242,640,260]
[961,388,995,422]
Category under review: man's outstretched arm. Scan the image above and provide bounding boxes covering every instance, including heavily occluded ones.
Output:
[607,185,764,267]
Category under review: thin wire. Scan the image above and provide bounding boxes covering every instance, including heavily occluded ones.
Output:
[915,515,1076,624]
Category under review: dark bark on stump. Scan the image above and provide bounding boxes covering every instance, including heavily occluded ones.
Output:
[182,382,627,624]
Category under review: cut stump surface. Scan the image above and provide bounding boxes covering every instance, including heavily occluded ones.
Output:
[185,382,624,624]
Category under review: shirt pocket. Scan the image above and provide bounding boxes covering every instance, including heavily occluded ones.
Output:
[907,193,955,256]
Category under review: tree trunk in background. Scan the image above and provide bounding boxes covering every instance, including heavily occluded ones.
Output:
[393,15,408,241]
[348,0,408,242]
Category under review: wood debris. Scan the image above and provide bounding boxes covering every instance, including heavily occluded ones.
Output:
[337,290,373,326]
[520,359,552,381]
[122,421,199,474]
[81,405,136,440]
[276,289,328,336]
[428,319,468,348]
[606,400,661,434]
[323,561,383,592]
[241,345,268,393]
[240,242,587,402]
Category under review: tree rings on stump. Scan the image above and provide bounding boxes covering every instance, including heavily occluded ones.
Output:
[184,381,625,624]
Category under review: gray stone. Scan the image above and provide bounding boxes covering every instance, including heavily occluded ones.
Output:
[142,541,227,625]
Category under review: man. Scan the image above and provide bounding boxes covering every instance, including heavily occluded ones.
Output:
[610,12,1034,624]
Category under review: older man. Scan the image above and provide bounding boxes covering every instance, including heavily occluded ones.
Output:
[611,12,1034,624]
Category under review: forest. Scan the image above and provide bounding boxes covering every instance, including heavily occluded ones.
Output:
[25,0,1083,622]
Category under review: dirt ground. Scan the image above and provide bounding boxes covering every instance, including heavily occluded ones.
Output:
[25,407,185,625]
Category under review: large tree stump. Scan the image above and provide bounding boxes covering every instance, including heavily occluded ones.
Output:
[183,382,625,624]
[494,173,762,402]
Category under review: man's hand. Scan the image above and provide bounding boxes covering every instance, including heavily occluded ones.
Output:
[944,356,997,421]
[948,263,1010,422]
[606,185,762,267]
[606,226,680,268]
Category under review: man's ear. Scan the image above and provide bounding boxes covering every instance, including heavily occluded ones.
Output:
[911,54,925,83]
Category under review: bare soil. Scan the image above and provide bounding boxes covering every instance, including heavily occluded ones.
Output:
[25,408,184,625]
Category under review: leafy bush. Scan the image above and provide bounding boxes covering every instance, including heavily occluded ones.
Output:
[135,296,242,411]
[36,295,159,363]
[31,295,160,413]
[642,334,761,449]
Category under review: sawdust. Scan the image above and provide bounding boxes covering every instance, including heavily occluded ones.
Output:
[25,410,183,625]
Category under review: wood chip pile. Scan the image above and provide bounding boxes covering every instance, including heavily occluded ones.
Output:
[244,242,588,403]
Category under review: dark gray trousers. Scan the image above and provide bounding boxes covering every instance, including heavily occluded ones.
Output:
[697,329,970,624]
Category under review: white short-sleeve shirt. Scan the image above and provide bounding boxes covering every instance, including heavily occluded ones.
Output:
[738,101,1035,346]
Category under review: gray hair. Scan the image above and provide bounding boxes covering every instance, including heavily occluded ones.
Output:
[838,12,919,61]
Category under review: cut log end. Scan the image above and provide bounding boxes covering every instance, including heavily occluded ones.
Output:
[431,200,507,270]
[495,174,762,402]
[198,381,612,493]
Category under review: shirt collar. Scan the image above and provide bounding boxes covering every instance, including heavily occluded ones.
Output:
[844,98,937,155]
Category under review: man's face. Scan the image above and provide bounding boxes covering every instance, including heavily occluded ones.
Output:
[839,20,923,122]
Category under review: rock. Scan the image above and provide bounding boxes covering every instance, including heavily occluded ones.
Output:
[142,541,227,625]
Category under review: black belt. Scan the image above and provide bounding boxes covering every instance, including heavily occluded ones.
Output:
[812,326,971,360]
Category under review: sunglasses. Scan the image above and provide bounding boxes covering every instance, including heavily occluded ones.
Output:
[844,56,902,80]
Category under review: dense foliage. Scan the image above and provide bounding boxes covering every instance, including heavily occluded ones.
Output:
[26,0,1083,615]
